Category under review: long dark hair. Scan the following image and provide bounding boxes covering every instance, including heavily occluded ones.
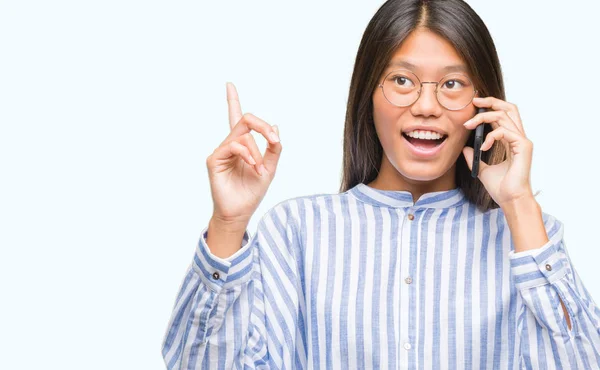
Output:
[339,0,507,212]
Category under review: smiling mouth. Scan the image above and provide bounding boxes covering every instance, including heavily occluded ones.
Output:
[402,133,448,149]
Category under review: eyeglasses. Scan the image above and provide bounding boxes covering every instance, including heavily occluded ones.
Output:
[378,69,478,111]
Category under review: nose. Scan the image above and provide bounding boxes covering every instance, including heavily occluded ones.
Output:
[410,82,442,116]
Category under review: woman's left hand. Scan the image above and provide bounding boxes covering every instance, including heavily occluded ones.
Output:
[462,96,535,208]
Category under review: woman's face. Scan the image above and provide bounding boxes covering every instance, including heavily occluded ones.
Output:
[372,29,477,187]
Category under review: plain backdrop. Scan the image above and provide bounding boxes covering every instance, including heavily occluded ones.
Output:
[1,1,599,368]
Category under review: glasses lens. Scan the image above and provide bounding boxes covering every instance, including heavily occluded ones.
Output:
[381,70,420,107]
[437,73,475,110]
[382,70,476,110]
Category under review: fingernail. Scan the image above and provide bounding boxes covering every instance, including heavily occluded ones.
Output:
[464,119,471,126]
[269,131,280,143]
[259,164,267,176]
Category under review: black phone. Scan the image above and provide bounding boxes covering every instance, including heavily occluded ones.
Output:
[471,107,488,178]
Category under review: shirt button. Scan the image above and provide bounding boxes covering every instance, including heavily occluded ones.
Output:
[212,272,220,280]
[407,214,414,220]
[403,342,412,350]
[405,276,413,284]
[545,264,552,271]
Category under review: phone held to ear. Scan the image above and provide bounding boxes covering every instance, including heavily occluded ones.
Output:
[471,107,488,178]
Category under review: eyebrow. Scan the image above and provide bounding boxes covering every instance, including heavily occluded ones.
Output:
[386,59,469,74]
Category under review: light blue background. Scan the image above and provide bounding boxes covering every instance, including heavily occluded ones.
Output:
[1,1,598,368]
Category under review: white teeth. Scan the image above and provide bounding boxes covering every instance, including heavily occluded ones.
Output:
[405,130,445,140]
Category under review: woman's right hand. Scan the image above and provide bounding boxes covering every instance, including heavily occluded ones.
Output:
[206,82,283,228]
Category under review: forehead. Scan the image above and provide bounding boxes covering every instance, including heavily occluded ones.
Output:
[385,29,470,75]
[386,59,469,75]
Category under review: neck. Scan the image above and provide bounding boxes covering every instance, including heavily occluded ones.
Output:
[367,154,457,203]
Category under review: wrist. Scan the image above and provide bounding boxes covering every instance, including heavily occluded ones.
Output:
[209,215,250,234]
[501,196,548,254]
[501,194,540,219]
[206,216,250,260]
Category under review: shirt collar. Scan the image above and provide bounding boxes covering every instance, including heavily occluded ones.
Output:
[349,182,468,209]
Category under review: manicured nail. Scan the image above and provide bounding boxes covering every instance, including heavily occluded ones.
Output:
[259,164,267,176]
[269,131,280,143]
[464,119,471,126]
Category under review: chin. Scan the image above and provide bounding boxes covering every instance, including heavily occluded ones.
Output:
[395,163,448,182]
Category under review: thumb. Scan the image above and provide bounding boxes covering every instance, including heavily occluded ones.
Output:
[262,125,282,175]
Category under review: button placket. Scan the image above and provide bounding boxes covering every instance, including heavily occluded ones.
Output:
[398,207,415,362]
[407,206,416,221]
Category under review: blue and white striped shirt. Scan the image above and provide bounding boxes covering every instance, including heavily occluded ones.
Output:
[162,183,600,369]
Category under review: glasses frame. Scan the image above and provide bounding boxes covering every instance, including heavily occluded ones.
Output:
[378,68,478,111]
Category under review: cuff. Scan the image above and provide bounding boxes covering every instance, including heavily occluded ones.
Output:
[192,225,255,293]
[509,236,568,290]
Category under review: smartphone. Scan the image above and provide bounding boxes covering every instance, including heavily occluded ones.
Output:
[471,107,488,178]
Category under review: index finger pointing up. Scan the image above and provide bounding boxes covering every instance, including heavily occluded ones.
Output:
[226,82,243,130]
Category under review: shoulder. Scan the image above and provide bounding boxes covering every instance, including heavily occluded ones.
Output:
[261,189,351,222]
[255,190,351,244]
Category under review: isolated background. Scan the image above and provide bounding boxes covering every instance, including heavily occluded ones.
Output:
[1,1,599,368]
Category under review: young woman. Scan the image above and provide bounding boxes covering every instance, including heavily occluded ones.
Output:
[162,0,600,368]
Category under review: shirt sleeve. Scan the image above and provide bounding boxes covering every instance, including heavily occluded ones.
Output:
[161,201,300,369]
[508,212,600,368]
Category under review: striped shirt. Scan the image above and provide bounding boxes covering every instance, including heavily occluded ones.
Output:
[162,182,600,369]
